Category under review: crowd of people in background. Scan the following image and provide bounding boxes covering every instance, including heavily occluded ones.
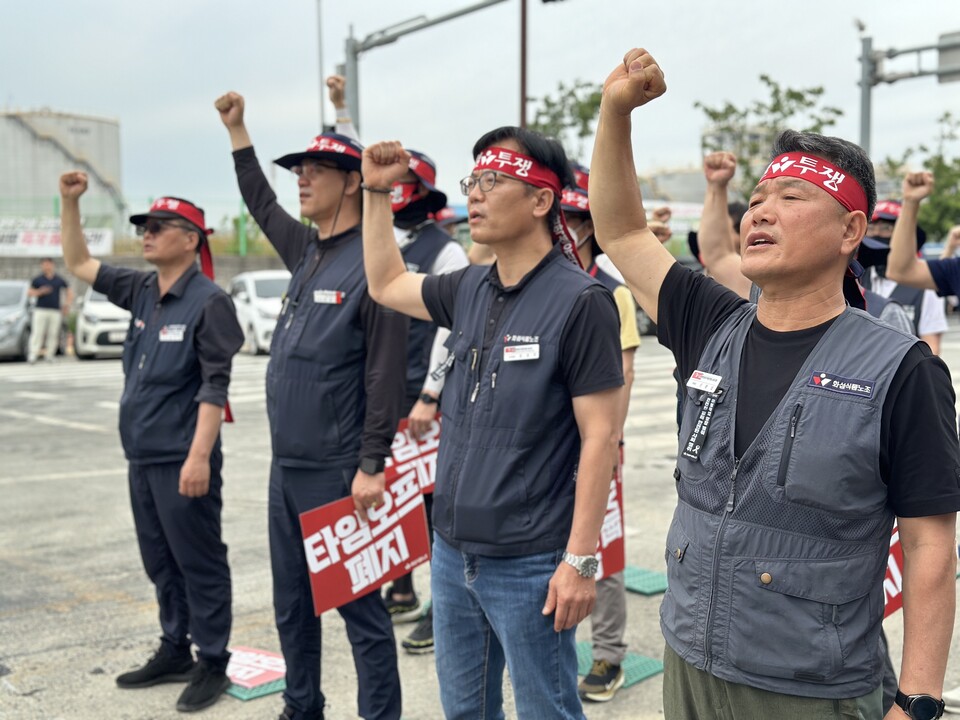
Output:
[46,44,960,720]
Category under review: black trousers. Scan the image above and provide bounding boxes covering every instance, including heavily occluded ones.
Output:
[128,454,232,669]
[268,460,401,720]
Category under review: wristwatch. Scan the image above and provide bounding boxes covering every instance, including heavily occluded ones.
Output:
[562,551,599,578]
[895,689,945,720]
[359,457,385,475]
[418,392,439,405]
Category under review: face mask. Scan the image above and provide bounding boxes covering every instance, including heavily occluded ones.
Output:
[391,182,421,214]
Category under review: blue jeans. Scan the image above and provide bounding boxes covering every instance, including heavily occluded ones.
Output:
[431,534,585,720]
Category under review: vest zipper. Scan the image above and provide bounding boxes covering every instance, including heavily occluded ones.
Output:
[705,455,740,671]
[776,404,803,487]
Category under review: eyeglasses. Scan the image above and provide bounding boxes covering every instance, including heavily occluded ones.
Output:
[292,161,342,180]
[460,170,521,196]
[136,219,193,237]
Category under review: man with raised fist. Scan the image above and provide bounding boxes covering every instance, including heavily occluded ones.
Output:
[215,91,406,720]
[590,48,959,720]
[359,129,623,719]
[58,171,243,713]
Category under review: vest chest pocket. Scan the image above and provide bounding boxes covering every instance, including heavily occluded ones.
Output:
[440,335,474,424]
[773,392,885,515]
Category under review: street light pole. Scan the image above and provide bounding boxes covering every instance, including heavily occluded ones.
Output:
[520,0,527,128]
[343,0,509,134]
[316,0,326,130]
[859,35,874,157]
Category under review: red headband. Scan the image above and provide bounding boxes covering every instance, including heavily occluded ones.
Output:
[758,152,868,215]
[473,146,581,267]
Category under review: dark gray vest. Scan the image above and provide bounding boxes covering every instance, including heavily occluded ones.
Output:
[664,305,916,698]
[266,229,368,468]
[433,254,610,556]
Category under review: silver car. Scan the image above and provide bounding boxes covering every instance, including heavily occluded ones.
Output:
[0,280,31,360]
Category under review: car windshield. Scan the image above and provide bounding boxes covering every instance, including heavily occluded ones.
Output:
[254,278,289,298]
[87,290,109,302]
[0,286,24,306]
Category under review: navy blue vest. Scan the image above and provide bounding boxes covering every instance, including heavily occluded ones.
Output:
[267,228,369,468]
[433,252,608,556]
[588,261,622,294]
[119,267,222,464]
[399,221,451,399]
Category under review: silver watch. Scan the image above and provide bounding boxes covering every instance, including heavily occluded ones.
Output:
[562,551,599,578]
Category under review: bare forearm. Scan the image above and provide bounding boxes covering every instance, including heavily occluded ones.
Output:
[60,197,100,284]
[226,123,252,152]
[566,433,620,556]
[187,402,223,462]
[898,516,957,698]
[699,182,733,267]
[591,109,647,244]
[887,199,935,289]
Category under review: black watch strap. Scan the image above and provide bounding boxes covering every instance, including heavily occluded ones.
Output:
[359,457,385,475]
[896,689,945,720]
[418,392,439,405]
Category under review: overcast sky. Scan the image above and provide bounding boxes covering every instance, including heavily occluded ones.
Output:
[4,0,959,225]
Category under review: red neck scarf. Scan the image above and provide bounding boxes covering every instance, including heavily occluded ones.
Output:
[473,146,582,268]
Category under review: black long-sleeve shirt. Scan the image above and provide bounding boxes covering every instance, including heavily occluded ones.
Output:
[233,146,407,463]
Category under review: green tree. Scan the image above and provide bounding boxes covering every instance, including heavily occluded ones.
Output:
[528,80,603,163]
[880,112,960,241]
[695,75,844,196]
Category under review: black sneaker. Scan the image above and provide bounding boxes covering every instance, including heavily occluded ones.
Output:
[116,647,195,689]
[401,610,434,655]
[176,661,230,713]
[383,585,421,624]
[578,659,625,702]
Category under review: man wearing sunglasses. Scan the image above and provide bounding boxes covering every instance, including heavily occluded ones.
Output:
[57,172,244,713]
[359,128,623,719]
[216,92,406,720]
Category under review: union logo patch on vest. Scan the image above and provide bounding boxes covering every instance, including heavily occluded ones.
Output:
[808,371,875,398]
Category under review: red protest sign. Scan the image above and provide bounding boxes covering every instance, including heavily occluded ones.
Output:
[226,646,285,689]
[384,416,441,495]
[595,446,625,580]
[299,476,431,616]
[883,523,904,619]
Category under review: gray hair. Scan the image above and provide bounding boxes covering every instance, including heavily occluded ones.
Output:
[769,130,876,219]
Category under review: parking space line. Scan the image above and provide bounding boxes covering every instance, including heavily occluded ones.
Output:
[0,408,110,434]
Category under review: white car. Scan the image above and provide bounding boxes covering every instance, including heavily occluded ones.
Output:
[229,270,291,355]
[74,287,131,359]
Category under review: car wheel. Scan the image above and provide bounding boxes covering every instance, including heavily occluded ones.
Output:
[17,329,29,361]
[243,324,260,355]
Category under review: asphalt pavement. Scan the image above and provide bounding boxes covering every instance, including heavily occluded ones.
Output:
[2,326,960,719]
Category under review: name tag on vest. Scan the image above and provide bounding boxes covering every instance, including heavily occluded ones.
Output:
[314,290,345,305]
[687,370,722,393]
[503,344,540,362]
[159,324,186,342]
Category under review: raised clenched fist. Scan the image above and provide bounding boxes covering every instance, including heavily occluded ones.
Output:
[361,141,411,190]
[704,151,737,186]
[214,91,245,129]
[326,75,346,110]
[601,48,666,117]
[901,171,934,203]
[60,171,88,199]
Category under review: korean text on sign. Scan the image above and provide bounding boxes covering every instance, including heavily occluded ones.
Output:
[384,416,441,495]
[299,475,431,616]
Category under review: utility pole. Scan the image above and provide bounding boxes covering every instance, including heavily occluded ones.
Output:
[520,0,528,128]
[859,31,960,157]
[316,0,326,130]
[343,0,509,133]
